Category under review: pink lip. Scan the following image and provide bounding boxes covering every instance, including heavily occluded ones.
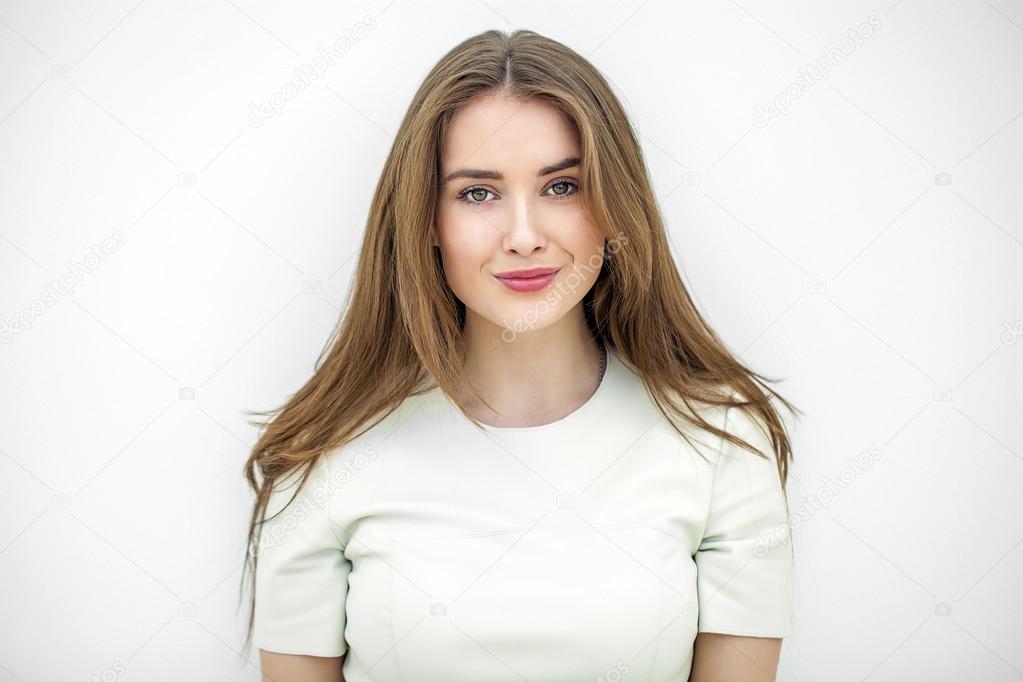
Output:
[494,266,563,292]
[494,266,562,279]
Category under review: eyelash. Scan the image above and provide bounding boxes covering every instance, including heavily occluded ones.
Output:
[455,177,580,206]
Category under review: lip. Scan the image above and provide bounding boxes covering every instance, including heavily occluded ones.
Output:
[493,266,563,293]
[494,266,562,279]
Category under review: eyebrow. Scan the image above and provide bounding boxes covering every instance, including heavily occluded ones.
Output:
[441,156,580,184]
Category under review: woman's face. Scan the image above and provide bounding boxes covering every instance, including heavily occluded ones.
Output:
[434,93,605,339]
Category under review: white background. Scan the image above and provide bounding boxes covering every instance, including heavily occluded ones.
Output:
[1,0,1021,680]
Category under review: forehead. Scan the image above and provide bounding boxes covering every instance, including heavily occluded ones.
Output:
[441,94,579,171]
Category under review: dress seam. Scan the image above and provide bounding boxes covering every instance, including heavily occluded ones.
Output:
[385,539,406,682]
[695,404,732,549]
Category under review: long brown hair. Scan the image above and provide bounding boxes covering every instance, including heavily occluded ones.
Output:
[238,27,801,655]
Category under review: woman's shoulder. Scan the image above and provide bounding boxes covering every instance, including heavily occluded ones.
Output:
[655,382,776,468]
[317,385,448,469]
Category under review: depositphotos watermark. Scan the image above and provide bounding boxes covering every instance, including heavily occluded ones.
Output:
[499,232,629,343]
[1,230,127,344]
[253,446,378,555]
[752,15,882,128]
[1001,319,1023,345]
[88,660,127,682]
[752,444,883,557]
[247,14,379,128]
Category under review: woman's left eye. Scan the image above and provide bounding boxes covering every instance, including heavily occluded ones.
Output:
[456,186,494,205]
[545,179,579,199]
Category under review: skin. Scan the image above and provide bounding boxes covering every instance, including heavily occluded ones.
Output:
[433,91,607,427]
[257,634,783,682]
[258,651,344,681]
[690,632,783,681]
[259,91,783,681]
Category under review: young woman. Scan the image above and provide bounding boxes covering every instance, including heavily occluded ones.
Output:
[241,28,799,682]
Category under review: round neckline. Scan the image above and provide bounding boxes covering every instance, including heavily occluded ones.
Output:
[444,342,618,434]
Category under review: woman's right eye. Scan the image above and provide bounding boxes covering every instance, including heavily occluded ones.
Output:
[456,186,495,205]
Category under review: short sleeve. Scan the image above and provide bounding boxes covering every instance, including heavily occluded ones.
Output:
[694,405,793,637]
[253,454,351,656]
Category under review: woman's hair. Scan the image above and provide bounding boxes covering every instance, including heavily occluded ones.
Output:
[238,28,802,654]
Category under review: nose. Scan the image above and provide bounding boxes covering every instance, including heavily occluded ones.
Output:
[502,193,546,255]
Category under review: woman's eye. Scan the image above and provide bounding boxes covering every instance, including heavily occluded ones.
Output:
[457,186,494,205]
[545,179,579,199]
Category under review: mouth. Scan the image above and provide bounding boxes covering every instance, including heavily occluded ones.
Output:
[493,266,563,293]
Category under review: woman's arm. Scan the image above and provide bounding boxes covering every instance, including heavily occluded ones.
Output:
[259,650,345,682]
[689,633,782,682]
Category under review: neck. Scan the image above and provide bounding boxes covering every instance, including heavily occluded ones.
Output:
[456,307,605,428]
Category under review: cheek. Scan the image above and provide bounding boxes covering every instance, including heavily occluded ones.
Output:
[436,210,494,289]
[561,214,605,275]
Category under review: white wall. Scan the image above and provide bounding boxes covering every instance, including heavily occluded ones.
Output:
[1,0,1021,680]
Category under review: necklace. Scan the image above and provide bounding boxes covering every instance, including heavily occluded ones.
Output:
[597,342,607,384]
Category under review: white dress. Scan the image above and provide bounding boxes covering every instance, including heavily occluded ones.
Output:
[252,344,793,680]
